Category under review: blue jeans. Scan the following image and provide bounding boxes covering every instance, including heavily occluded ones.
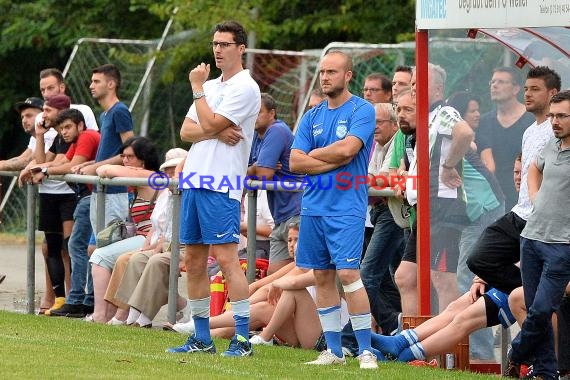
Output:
[512,238,570,379]
[361,203,405,333]
[457,203,504,360]
[67,196,94,306]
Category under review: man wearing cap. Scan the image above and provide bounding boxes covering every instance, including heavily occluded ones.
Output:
[31,108,101,318]
[21,67,99,313]
[20,94,78,315]
[0,97,44,171]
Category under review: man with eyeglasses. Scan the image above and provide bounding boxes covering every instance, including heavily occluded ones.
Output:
[466,67,561,378]
[360,103,405,337]
[168,21,260,358]
[362,73,392,104]
[509,90,570,380]
[361,73,394,266]
[476,67,534,211]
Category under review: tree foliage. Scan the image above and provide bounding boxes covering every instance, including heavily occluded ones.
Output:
[0,0,416,160]
[143,0,415,77]
[0,0,164,158]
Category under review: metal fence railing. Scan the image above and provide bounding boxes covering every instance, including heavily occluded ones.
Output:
[0,170,395,323]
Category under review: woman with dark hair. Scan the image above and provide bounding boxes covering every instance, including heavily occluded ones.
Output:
[447,91,481,130]
[88,136,160,322]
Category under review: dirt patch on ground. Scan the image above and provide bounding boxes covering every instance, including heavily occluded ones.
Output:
[0,232,42,245]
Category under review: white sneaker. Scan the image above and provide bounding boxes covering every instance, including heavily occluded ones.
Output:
[305,349,346,365]
[107,317,126,326]
[357,350,378,369]
[172,319,195,334]
[249,334,273,345]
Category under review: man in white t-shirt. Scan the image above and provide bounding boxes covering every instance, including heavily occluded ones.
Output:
[167,21,261,357]
[36,68,99,132]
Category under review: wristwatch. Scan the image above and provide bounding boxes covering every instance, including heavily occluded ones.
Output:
[41,167,49,177]
[442,161,455,170]
[193,91,205,100]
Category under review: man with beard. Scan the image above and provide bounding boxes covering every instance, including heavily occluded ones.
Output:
[510,90,570,380]
[32,108,100,319]
[465,67,561,378]
[290,50,377,369]
[390,90,419,316]
[1,98,44,171]
[20,95,77,315]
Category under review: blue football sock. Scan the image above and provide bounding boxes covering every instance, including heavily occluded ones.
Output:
[318,305,343,358]
[350,313,372,355]
[371,329,417,358]
[189,297,212,343]
[193,317,211,343]
[397,342,426,362]
[231,299,250,339]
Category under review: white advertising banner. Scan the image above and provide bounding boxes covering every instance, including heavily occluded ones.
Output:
[417,0,570,29]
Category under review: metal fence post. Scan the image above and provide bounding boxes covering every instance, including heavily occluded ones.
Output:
[167,188,181,324]
[96,185,106,233]
[246,189,258,283]
[26,182,37,314]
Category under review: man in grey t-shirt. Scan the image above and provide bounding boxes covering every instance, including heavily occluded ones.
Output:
[509,90,570,380]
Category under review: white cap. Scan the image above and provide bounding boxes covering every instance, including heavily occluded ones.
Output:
[159,148,187,171]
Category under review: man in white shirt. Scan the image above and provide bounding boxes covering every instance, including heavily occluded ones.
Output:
[167,21,261,357]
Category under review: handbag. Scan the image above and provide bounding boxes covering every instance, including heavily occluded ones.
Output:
[95,218,137,248]
[95,190,158,248]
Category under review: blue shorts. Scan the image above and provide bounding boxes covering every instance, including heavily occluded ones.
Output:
[296,215,364,270]
[89,232,96,246]
[180,189,240,245]
[484,287,516,329]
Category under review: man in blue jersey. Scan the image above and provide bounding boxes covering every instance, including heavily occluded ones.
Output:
[290,50,377,369]
[248,93,302,274]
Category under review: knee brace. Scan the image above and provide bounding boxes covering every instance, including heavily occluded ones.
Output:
[342,278,364,294]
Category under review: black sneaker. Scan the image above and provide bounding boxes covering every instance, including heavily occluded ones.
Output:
[50,303,86,318]
[83,304,94,315]
[314,332,327,352]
